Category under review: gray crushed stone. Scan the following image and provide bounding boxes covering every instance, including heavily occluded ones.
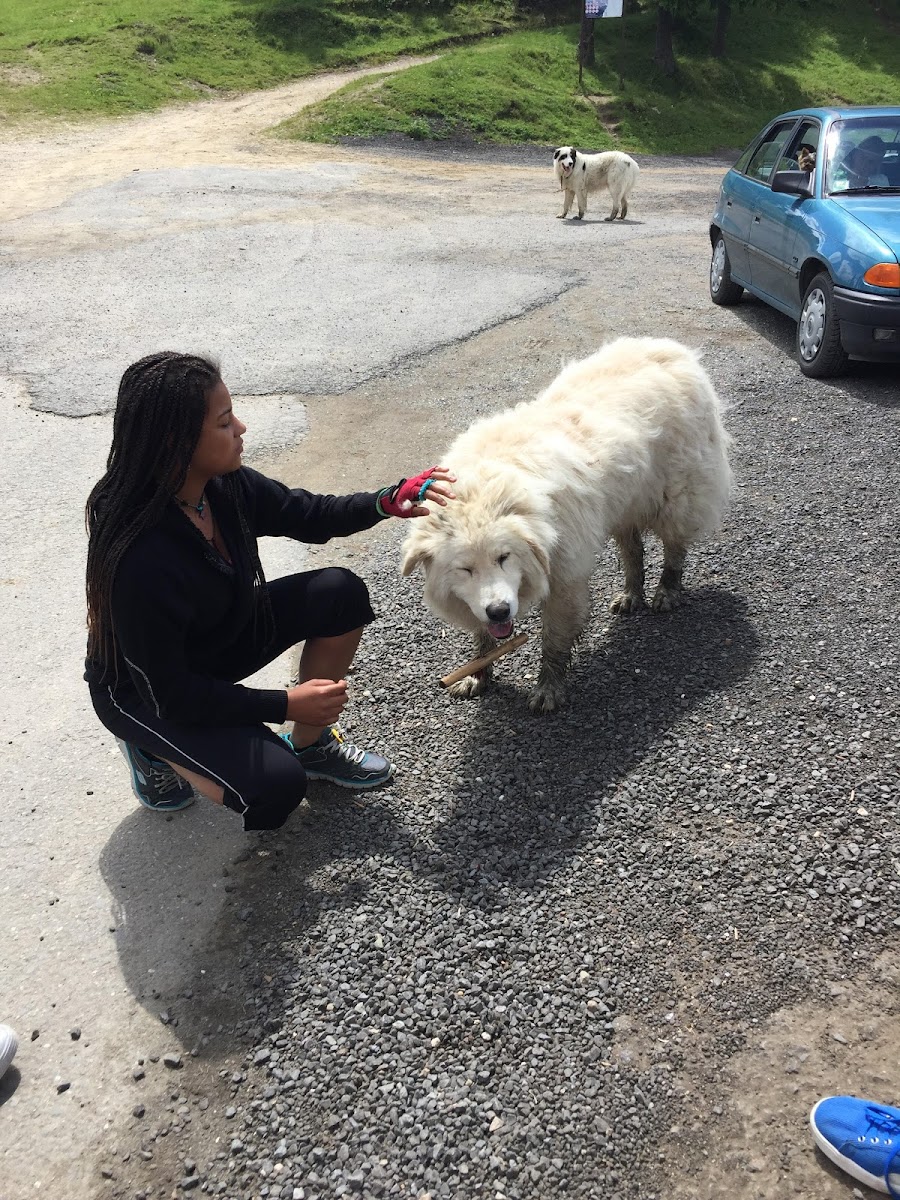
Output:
[139,351,900,1200]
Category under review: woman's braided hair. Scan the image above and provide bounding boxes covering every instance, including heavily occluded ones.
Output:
[85,351,270,672]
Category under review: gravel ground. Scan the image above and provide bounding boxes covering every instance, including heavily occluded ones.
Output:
[101,338,900,1200]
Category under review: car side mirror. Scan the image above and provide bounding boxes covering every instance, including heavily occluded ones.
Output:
[771,170,814,199]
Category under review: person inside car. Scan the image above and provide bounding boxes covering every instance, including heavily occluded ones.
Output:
[831,134,890,190]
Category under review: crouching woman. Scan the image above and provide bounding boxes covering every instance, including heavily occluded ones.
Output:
[84,351,454,830]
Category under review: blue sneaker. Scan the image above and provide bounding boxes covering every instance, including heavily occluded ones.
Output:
[810,1096,900,1196]
[116,739,196,811]
[280,728,394,789]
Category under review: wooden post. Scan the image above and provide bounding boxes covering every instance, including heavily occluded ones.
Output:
[578,3,595,86]
[618,0,626,91]
[578,7,587,86]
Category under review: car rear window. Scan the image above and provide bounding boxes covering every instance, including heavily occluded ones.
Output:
[743,121,798,183]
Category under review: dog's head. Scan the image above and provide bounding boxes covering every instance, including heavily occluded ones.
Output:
[796,144,816,173]
[400,473,555,641]
[553,146,578,178]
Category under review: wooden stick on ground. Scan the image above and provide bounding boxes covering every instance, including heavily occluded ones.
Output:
[439,632,529,689]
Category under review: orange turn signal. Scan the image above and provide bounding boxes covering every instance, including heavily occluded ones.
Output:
[864,262,900,288]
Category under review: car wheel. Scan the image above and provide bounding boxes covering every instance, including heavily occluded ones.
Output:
[797,272,849,378]
[709,236,743,306]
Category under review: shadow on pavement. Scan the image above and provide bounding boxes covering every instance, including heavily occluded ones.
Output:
[0,1066,21,1108]
[428,586,759,893]
[731,296,899,405]
[97,785,406,1048]
[557,216,646,227]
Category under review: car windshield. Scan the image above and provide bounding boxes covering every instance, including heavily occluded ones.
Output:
[824,116,900,194]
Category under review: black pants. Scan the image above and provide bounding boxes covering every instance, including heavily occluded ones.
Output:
[90,569,375,831]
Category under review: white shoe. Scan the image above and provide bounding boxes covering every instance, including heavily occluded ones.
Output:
[0,1024,17,1079]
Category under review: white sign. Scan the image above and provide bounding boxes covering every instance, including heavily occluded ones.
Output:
[585,0,623,17]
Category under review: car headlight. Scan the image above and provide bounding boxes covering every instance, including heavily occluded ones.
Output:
[864,263,900,287]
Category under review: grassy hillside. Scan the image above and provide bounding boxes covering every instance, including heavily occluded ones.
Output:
[278,1,900,155]
[2,0,899,155]
[0,0,523,121]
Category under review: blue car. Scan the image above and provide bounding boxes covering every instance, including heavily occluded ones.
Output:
[709,106,900,377]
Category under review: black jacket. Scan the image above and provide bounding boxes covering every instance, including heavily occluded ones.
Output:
[85,467,386,726]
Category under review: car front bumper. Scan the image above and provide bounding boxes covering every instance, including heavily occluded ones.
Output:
[834,286,900,361]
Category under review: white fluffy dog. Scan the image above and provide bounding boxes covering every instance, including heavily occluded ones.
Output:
[401,337,732,714]
[553,146,639,221]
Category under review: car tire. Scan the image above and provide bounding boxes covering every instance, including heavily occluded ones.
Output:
[797,272,849,378]
[709,236,743,306]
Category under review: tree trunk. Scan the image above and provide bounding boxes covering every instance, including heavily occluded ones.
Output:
[711,0,731,57]
[654,5,676,76]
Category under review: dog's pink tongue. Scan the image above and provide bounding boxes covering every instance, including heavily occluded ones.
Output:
[488,620,514,640]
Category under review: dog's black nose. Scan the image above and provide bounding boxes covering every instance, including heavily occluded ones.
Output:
[486,601,511,622]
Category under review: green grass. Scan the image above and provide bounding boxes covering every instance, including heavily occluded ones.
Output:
[2,0,899,152]
[276,26,610,145]
[0,0,525,121]
[277,2,900,155]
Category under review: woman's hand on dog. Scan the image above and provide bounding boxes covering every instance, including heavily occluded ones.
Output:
[286,679,348,725]
[378,466,457,518]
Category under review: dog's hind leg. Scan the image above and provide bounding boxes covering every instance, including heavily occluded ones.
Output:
[445,629,497,699]
[529,578,591,714]
[609,527,646,613]
[651,538,687,612]
[607,177,629,221]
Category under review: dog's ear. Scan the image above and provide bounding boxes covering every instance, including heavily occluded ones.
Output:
[400,540,433,577]
[553,148,561,161]
[524,537,552,581]
[501,512,553,578]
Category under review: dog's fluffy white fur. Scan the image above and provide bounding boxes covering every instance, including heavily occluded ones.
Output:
[401,337,732,713]
[553,145,639,220]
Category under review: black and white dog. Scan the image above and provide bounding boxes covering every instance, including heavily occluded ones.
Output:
[553,146,640,221]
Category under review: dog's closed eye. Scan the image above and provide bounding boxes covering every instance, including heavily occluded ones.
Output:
[458,566,474,575]
[497,553,510,566]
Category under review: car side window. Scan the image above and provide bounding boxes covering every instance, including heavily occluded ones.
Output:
[778,121,821,175]
[744,121,798,183]
[734,138,760,175]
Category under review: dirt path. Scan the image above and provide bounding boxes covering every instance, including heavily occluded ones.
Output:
[0,56,438,222]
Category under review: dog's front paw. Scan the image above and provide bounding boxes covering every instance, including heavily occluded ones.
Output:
[610,590,645,614]
[447,670,491,700]
[651,585,682,612]
[575,213,584,220]
[556,212,566,219]
[528,682,566,715]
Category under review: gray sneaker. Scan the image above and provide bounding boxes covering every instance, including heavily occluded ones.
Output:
[116,739,196,811]
[281,728,394,789]
[0,1023,17,1080]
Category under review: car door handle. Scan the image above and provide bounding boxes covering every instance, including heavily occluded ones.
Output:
[753,215,761,222]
